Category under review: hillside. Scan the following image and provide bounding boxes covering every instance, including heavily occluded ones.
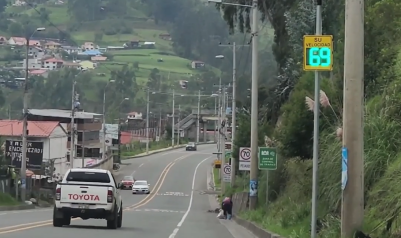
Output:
[3,2,201,84]
[0,0,240,119]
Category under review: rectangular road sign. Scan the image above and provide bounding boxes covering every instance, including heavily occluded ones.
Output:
[258,147,277,170]
[303,35,333,71]
[239,161,250,171]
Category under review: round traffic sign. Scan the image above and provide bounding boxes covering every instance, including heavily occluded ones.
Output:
[240,148,251,160]
[223,165,231,174]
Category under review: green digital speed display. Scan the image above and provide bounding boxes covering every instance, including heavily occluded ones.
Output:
[303,35,333,71]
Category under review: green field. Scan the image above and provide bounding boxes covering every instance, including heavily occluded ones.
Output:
[92,48,193,83]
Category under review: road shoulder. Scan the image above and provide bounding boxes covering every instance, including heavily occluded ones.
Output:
[207,166,258,238]
[0,203,35,211]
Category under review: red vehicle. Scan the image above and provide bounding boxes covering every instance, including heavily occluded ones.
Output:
[120,176,135,190]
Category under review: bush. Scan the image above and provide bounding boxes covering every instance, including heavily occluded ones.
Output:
[0,192,18,206]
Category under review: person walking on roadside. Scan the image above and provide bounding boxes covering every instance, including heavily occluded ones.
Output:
[221,197,233,220]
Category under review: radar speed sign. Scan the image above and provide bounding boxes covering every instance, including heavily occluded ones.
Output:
[303,35,333,71]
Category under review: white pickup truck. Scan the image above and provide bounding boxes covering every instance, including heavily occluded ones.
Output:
[53,168,123,229]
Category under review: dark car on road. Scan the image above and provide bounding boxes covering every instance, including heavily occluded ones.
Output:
[186,142,197,151]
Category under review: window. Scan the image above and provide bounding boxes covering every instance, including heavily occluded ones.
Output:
[134,181,147,186]
[66,171,110,183]
[123,176,133,181]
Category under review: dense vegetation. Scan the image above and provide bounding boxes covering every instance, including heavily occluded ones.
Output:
[220,0,401,237]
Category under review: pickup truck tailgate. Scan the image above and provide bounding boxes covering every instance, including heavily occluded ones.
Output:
[60,185,109,204]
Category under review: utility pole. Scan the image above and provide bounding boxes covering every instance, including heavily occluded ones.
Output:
[81,126,85,168]
[177,104,181,145]
[21,27,45,201]
[218,42,249,143]
[311,0,322,237]
[220,86,227,193]
[172,89,175,147]
[341,0,364,237]
[196,90,201,143]
[158,107,162,139]
[214,96,217,142]
[249,0,259,209]
[20,38,30,201]
[146,88,150,154]
[102,80,115,161]
[217,78,222,158]
[70,81,76,169]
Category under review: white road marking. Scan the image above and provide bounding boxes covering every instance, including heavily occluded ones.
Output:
[157,192,189,197]
[129,208,185,213]
[0,208,52,216]
[138,163,144,168]
[130,170,136,176]
[168,156,213,238]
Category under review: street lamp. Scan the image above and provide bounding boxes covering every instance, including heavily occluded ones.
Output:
[21,26,46,202]
[102,79,115,160]
[210,0,259,208]
[146,90,151,154]
[215,55,224,59]
[117,97,129,163]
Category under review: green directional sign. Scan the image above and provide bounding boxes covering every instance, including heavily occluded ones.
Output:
[225,151,231,163]
[258,147,277,170]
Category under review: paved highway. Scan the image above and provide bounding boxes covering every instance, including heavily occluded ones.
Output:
[0,144,255,238]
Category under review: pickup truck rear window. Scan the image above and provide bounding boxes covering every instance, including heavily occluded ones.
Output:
[66,171,110,183]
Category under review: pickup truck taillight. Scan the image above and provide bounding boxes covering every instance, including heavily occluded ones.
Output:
[107,190,113,203]
[55,188,61,200]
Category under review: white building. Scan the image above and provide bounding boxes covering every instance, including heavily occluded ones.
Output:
[0,120,69,181]
[21,58,43,69]
[28,46,44,59]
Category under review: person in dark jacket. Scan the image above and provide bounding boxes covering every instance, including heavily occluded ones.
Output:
[221,197,233,220]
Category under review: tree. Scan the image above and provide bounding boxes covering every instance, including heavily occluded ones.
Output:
[38,7,50,24]
[94,31,103,43]
[7,22,23,36]
[0,0,7,13]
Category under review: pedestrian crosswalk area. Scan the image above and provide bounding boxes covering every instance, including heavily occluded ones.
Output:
[126,208,185,213]
[156,192,189,197]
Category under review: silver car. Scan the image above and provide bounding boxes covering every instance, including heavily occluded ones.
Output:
[186,142,197,151]
[132,180,150,194]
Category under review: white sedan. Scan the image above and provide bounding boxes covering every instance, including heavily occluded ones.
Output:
[132,180,150,194]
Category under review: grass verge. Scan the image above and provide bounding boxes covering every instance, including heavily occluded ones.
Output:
[0,192,19,206]
[213,167,221,189]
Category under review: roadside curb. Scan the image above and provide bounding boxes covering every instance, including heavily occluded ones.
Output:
[232,215,284,238]
[0,203,35,211]
[125,145,186,159]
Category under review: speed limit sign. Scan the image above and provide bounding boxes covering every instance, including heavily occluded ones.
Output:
[239,147,251,171]
[240,147,251,161]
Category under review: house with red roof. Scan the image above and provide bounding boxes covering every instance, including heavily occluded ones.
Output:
[0,120,69,180]
[29,69,48,78]
[42,57,64,69]
[8,37,41,46]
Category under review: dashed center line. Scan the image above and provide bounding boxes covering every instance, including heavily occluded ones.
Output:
[157,192,189,197]
[127,208,185,213]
